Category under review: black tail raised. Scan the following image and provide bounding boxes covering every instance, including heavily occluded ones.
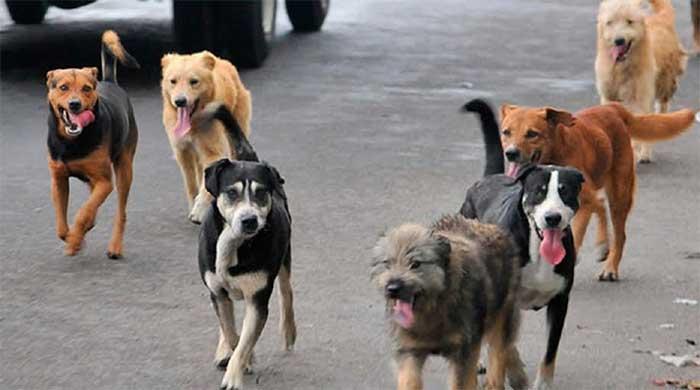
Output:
[101,30,140,84]
[463,99,504,176]
[195,103,259,162]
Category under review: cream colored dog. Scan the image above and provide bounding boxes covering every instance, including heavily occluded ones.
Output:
[161,51,252,223]
[595,0,687,163]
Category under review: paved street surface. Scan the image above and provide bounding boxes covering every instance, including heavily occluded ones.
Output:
[1,1,699,389]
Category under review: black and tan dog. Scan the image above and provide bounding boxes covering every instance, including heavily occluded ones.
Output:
[46,30,139,258]
[371,215,525,390]
[461,99,585,390]
[195,104,295,390]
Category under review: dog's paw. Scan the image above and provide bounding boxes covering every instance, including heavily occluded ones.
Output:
[637,157,652,164]
[593,243,609,263]
[188,196,208,224]
[215,356,231,371]
[220,369,243,390]
[56,225,69,242]
[64,235,83,256]
[106,250,122,260]
[597,268,619,282]
[244,352,255,375]
[533,374,553,390]
[107,241,123,259]
[281,321,297,351]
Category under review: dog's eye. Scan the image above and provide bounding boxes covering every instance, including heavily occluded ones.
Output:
[626,19,633,25]
[227,189,238,199]
[525,130,539,139]
[409,262,420,270]
[189,79,199,86]
[82,85,92,93]
[502,129,511,137]
[59,84,69,91]
[537,185,548,197]
[606,20,612,26]
[170,78,177,85]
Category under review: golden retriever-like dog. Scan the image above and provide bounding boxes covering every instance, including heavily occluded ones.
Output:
[161,51,252,223]
[595,0,687,163]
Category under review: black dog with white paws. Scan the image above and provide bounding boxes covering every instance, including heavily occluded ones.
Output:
[196,103,296,390]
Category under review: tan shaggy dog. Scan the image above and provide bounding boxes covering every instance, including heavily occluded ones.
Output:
[499,103,695,281]
[161,51,252,223]
[595,0,688,163]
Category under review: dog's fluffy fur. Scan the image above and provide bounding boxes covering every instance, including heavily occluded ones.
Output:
[46,30,139,258]
[371,215,526,390]
[499,102,695,281]
[595,0,688,162]
[160,51,252,223]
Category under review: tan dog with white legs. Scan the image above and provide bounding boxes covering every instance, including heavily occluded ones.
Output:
[161,51,252,223]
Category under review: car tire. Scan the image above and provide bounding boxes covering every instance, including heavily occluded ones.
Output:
[173,0,276,68]
[5,0,48,24]
[285,0,329,32]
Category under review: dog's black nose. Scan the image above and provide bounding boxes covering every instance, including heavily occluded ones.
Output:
[68,99,82,113]
[614,38,626,46]
[174,97,188,108]
[544,212,562,228]
[385,280,404,298]
[504,148,520,162]
[241,216,258,233]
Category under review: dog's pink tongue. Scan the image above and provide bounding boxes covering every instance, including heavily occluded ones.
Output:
[393,300,415,329]
[610,45,626,62]
[540,229,565,265]
[68,110,95,128]
[506,163,519,178]
[173,107,191,139]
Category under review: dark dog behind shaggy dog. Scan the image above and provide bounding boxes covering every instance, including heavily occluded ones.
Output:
[371,215,527,390]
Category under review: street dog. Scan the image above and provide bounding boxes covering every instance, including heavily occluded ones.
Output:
[595,0,687,162]
[195,104,295,390]
[371,215,526,390]
[46,30,139,258]
[497,101,695,281]
[161,50,252,224]
[461,99,585,390]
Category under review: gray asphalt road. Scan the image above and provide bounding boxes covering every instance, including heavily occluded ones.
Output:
[1,1,699,389]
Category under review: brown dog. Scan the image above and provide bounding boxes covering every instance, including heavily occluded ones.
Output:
[499,103,695,280]
[46,31,139,258]
[160,51,252,224]
[595,0,687,163]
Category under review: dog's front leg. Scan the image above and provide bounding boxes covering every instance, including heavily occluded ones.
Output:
[220,296,269,390]
[65,178,112,255]
[50,168,69,241]
[534,293,569,390]
[396,353,426,390]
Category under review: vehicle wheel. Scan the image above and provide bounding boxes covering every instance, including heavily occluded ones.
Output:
[285,0,329,32]
[5,0,48,24]
[172,0,275,68]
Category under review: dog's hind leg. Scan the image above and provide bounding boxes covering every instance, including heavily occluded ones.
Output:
[277,249,296,351]
[598,176,634,281]
[591,193,610,263]
[505,346,528,390]
[484,311,512,390]
[451,344,481,390]
[221,287,271,390]
[396,353,426,390]
[107,150,134,259]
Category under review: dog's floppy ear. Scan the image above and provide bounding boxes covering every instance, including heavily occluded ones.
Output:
[430,235,452,267]
[544,107,575,129]
[204,158,233,197]
[561,166,586,188]
[262,161,287,200]
[500,104,518,120]
[200,51,217,70]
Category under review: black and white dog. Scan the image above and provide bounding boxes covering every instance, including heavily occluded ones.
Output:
[196,103,296,390]
[459,99,584,390]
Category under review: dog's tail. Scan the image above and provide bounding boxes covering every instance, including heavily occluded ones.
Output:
[193,102,260,162]
[101,30,140,84]
[611,103,696,142]
[463,99,504,176]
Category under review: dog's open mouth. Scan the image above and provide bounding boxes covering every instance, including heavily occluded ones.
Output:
[59,107,95,136]
[506,150,541,178]
[173,99,199,139]
[537,227,566,266]
[610,40,632,63]
[391,296,416,329]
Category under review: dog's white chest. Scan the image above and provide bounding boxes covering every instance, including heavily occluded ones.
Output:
[518,233,566,310]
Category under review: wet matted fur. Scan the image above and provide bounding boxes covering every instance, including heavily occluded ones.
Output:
[371,215,526,390]
[595,0,688,162]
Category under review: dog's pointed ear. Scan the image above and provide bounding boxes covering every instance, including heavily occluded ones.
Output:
[46,70,56,89]
[161,53,175,69]
[500,104,518,120]
[544,107,574,129]
[204,159,233,197]
[200,51,217,70]
[262,161,286,200]
[82,67,99,86]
